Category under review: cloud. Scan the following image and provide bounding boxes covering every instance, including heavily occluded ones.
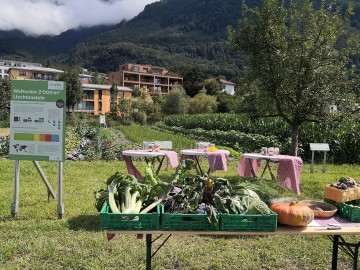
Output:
[0,0,159,36]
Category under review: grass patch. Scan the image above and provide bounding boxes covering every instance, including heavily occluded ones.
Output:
[0,125,360,269]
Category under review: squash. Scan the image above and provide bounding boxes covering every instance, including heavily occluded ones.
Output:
[270,201,314,226]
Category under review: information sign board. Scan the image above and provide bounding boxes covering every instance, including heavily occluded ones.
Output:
[9,80,66,161]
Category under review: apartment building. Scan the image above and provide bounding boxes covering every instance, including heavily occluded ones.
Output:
[109,63,183,95]
[74,83,132,115]
[0,59,42,79]
[8,66,63,81]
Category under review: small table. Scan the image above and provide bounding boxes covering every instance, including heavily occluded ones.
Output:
[122,150,179,178]
[238,153,303,195]
[180,149,230,174]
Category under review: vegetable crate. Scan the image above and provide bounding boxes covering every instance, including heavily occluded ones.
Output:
[340,200,360,222]
[219,211,277,232]
[161,206,219,231]
[324,199,360,222]
[100,202,160,231]
[324,185,360,203]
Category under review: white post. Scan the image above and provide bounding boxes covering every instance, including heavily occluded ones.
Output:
[57,162,64,218]
[322,151,327,173]
[310,151,315,173]
[11,160,20,217]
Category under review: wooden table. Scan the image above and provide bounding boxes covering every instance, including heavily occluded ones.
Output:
[107,226,360,270]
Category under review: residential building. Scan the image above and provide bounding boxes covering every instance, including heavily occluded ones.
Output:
[0,59,42,80]
[220,79,236,95]
[8,66,63,81]
[74,83,132,115]
[109,63,183,95]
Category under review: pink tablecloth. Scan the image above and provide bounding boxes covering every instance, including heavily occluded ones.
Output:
[237,158,262,177]
[237,154,303,195]
[207,150,230,173]
[181,149,229,173]
[276,155,303,195]
[122,150,179,179]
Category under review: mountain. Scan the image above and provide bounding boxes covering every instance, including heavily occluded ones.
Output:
[0,24,119,62]
[0,0,359,80]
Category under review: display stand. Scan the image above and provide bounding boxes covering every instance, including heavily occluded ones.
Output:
[310,143,330,173]
[11,160,63,218]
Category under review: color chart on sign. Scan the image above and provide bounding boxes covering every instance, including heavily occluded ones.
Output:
[14,133,60,142]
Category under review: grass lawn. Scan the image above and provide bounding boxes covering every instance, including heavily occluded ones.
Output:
[1,155,360,269]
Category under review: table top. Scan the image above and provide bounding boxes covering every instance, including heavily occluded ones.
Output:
[122,149,166,157]
[181,149,230,156]
[106,225,360,236]
[242,153,281,161]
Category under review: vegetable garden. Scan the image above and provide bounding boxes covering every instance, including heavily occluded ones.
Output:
[162,114,360,165]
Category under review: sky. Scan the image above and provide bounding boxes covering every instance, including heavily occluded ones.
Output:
[0,0,159,36]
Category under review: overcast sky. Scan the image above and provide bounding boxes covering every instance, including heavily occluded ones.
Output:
[0,0,159,36]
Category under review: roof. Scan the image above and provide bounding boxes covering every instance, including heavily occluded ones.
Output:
[82,83,132,92]
[8,66,63,73]
[220,79,236,85]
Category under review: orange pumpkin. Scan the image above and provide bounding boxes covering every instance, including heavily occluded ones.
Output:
[270,201,314,226]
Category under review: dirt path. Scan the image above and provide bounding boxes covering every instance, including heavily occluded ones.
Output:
[107,128,133,145]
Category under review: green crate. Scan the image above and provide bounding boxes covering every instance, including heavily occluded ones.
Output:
[161,205,219,231]
[219,211,278,232]
[340,200,360,222]
[99,202,160,231]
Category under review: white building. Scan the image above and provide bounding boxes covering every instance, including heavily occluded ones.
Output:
[220,79,236,95]
[0,59,42,79]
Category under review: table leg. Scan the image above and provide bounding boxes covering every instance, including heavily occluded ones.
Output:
[248,158,257,177]
[331,235,339,270]
[155,156,165,175]
[146,234,152,270]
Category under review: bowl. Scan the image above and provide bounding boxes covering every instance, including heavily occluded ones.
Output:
[300,200,337,218]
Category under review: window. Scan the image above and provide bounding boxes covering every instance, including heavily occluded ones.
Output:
[133,66,139,72]
[19,71,26,76]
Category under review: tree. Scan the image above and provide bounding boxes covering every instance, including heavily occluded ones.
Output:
[59,68,83,112]
[0,78,10,111]
[188,93,218,114]
[162,83,189,115]
[0,78,10,125]
[110,82,118,119]
[199,78,222,95]
[181,66,206,97]
[228,0,360,155]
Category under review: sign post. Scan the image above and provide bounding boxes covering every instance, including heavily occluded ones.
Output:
[9,80,66,218]
[99,114,107,128]
[309,143,330,173]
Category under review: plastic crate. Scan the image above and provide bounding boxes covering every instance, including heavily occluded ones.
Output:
[340,200,360,222]
[324,185,360,203]
[219,211,277,232]
[99,202,160,230]
[161,205,219,231]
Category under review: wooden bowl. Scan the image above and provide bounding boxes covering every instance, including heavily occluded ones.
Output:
[300,200,338,218]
